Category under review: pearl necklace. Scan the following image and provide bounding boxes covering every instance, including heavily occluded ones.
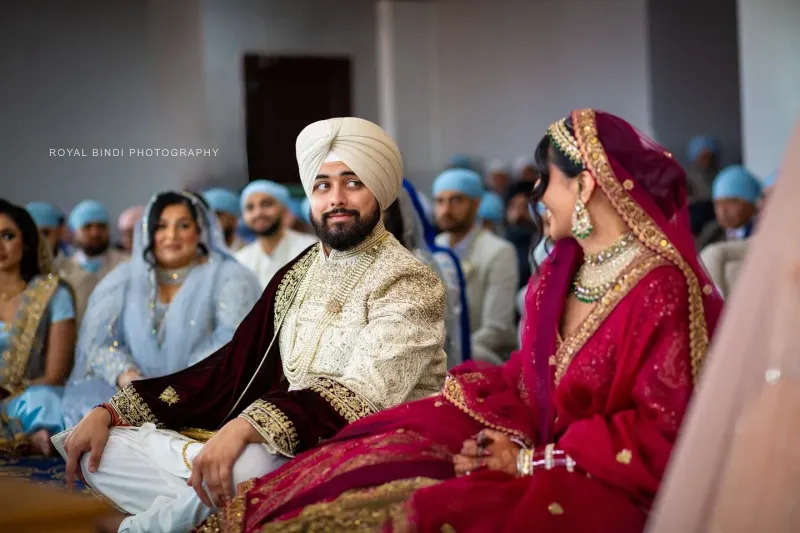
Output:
[572,233,643,303]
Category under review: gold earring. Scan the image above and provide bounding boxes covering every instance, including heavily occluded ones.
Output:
[571,187,593,239]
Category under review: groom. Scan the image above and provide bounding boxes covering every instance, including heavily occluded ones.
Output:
[61,117,448,533]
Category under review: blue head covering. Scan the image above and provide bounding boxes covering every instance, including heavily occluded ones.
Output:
[477,192,505,224]
[712,165,762,204]
[25,202,61,228]
[763,169,779,188]
[299,198,311,224]
[433,168,484,199]
[448,154,473,170]
[688,135,720,162]
[240,180,291,212]
[68,200,109,231]
[202,188,240,217]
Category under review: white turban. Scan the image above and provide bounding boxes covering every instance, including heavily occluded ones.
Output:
[295,117,403,211]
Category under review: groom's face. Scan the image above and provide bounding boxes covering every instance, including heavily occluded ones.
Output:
[310,162,381,251]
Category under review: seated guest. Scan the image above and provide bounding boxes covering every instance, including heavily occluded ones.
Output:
[700,168,777,298]
[58,117,447,533]
[477,191,505,234]
[686,135,719,203]
[385,182,470,368]
[234,180,317,289]
[66,200,128,275]
[712,165,762,241]
[0,200,76,456]
[60,191,261,427]
[60,200,129,323]
[486,159,511,196]
[25,202,61,258]
[203,188,245,251]
[116,205,144,253]
[434,168,518,364]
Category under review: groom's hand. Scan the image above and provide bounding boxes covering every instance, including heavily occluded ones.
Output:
[187,418,261,508]
[64,407,112,487]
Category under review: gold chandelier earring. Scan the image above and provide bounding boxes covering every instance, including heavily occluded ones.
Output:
[571,184,593,239]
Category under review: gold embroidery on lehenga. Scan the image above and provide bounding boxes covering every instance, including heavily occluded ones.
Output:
[308,377,378,423]
[239,399,299,457]
[442,375,532,445]
[0,275,59,397]
[554,253,667,385]
[616,449,633,464]
[256,477,441,533]
[109,384,161,427]
[572,109,709,381]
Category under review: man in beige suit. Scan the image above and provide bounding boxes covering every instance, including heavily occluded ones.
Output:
[433,168,519,364]
[61,200,128,323]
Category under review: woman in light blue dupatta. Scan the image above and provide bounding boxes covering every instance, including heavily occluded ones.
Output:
[1,200,76,456]
[61,191,261,427]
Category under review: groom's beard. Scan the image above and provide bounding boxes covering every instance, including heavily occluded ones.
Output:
[310,205,381,251]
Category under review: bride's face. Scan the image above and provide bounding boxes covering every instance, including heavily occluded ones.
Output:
[540,162,581,241]
[153,204,200,269]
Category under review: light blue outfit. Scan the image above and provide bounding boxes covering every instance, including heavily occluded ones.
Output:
[203,188,241,217]
[478,192,505,225]
[25,202,61,229]
[712,165,762,204]
[61,192,261,427]
[1,281,75,439]
[687,135,720,162]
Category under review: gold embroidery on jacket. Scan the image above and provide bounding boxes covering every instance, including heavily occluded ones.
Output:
[308,377,378,423]
[109,384,161,427]
[239,399,299,457]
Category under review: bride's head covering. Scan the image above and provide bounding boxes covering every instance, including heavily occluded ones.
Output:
[646,120,800,533]
[523,109,724,442]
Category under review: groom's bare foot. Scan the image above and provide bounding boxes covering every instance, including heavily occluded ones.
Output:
[30,429,53,456]
[94,512,128,533]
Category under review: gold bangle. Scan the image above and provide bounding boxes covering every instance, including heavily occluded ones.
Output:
[182,440,195,471]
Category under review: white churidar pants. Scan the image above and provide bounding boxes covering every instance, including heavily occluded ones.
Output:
[81,424,288,533]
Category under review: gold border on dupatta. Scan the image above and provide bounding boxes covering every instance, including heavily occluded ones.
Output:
[308,377,379,423]
[572,108,709,381]
[257,477,440,533]
[442,375,532,446]
[554,253,668,385]
[0,275,59,397]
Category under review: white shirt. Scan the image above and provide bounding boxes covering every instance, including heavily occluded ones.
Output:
[235,229,318,289]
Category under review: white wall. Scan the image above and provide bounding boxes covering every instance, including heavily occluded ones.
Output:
[0,1,161,222]
[380,0,652,193]
[737,0,800,177]
[201,0,379,188]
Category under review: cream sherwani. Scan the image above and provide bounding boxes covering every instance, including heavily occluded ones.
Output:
[68,222,447,533]
[234,229,318,289]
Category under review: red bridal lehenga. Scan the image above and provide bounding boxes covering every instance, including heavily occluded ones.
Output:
[195,109,724,533]
[646,119,800,533]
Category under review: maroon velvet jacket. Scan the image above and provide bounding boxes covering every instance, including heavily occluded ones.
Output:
[105,246,369,457]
